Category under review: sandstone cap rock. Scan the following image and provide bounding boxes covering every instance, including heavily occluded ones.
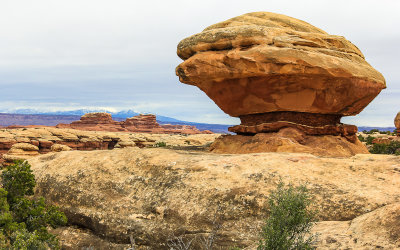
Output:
[395,112,400,129]
[176,12,386,117]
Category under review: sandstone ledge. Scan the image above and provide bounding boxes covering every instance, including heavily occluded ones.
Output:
[28,148,400,249]
[211,127,367,157]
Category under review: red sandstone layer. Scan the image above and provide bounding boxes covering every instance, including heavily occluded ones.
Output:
[56,113,210,135]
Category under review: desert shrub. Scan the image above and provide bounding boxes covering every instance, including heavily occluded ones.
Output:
[1,160,35,204]
[358,135,365,142]
[154,141,167,147]
[258,181,316,250]
[369,141,400,155]
[363,129,379,135]
[365,135,375,145]
[0,160,67,249]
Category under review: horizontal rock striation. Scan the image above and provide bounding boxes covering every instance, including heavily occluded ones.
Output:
[176,12,385,155]
[57,113,207,135]
[176,12,385,119]
[0,126,219,165]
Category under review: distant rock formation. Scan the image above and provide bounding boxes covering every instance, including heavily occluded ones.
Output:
[395,112,400,136]
[57,112,211,134]
[176,12,385,156]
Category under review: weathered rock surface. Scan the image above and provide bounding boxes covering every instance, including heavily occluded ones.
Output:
[176,12,385,155]
[312,202,400,249]
[50,227,131,250]
[0,127,220,165]
[2,142,40,162]
[395,112,400,135]
[125,114,160,129]
[210,128,368,157]
[176,12,385,118]
[57,113,208,135]
[51,144,72,152]
[28,149,400,249]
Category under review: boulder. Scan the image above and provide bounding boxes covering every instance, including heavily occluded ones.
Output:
[176,12,385,118]
[2,142,39,162]
[176,12,385,156]
[312,202,400,249]
[51,144,72,152]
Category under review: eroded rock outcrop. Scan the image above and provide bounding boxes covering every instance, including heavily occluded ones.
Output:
[2,142,39,162]
[57,113,207,135]
[28,148,400,249]
[395,112,400,135]
[0,127,219,165]
[176,12,385,156]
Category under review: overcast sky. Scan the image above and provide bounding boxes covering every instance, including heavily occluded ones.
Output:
[0,0,399,125]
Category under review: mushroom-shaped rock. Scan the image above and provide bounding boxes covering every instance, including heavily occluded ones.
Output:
[176,12,385,156]
[395,112,400,136]
[176,12,385,136]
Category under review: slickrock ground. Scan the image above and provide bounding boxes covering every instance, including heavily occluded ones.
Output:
[28,148,400,249]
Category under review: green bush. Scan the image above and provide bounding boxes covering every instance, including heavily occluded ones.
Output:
[154,141,167,147]
[0,160,67,249]
[365,135,375,145]
[258,182,316,250]
[369,141,400,155]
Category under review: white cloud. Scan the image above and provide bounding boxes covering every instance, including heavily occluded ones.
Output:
[0,0,399,125]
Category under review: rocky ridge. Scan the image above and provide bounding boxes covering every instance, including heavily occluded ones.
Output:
[57,113,211,134]
[0,127,219,164]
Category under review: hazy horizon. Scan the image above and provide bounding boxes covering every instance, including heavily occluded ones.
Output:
[1,0,399,126]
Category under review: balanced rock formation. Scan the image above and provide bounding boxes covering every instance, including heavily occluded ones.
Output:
[176,12,385,156]
[395,112,400,135]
